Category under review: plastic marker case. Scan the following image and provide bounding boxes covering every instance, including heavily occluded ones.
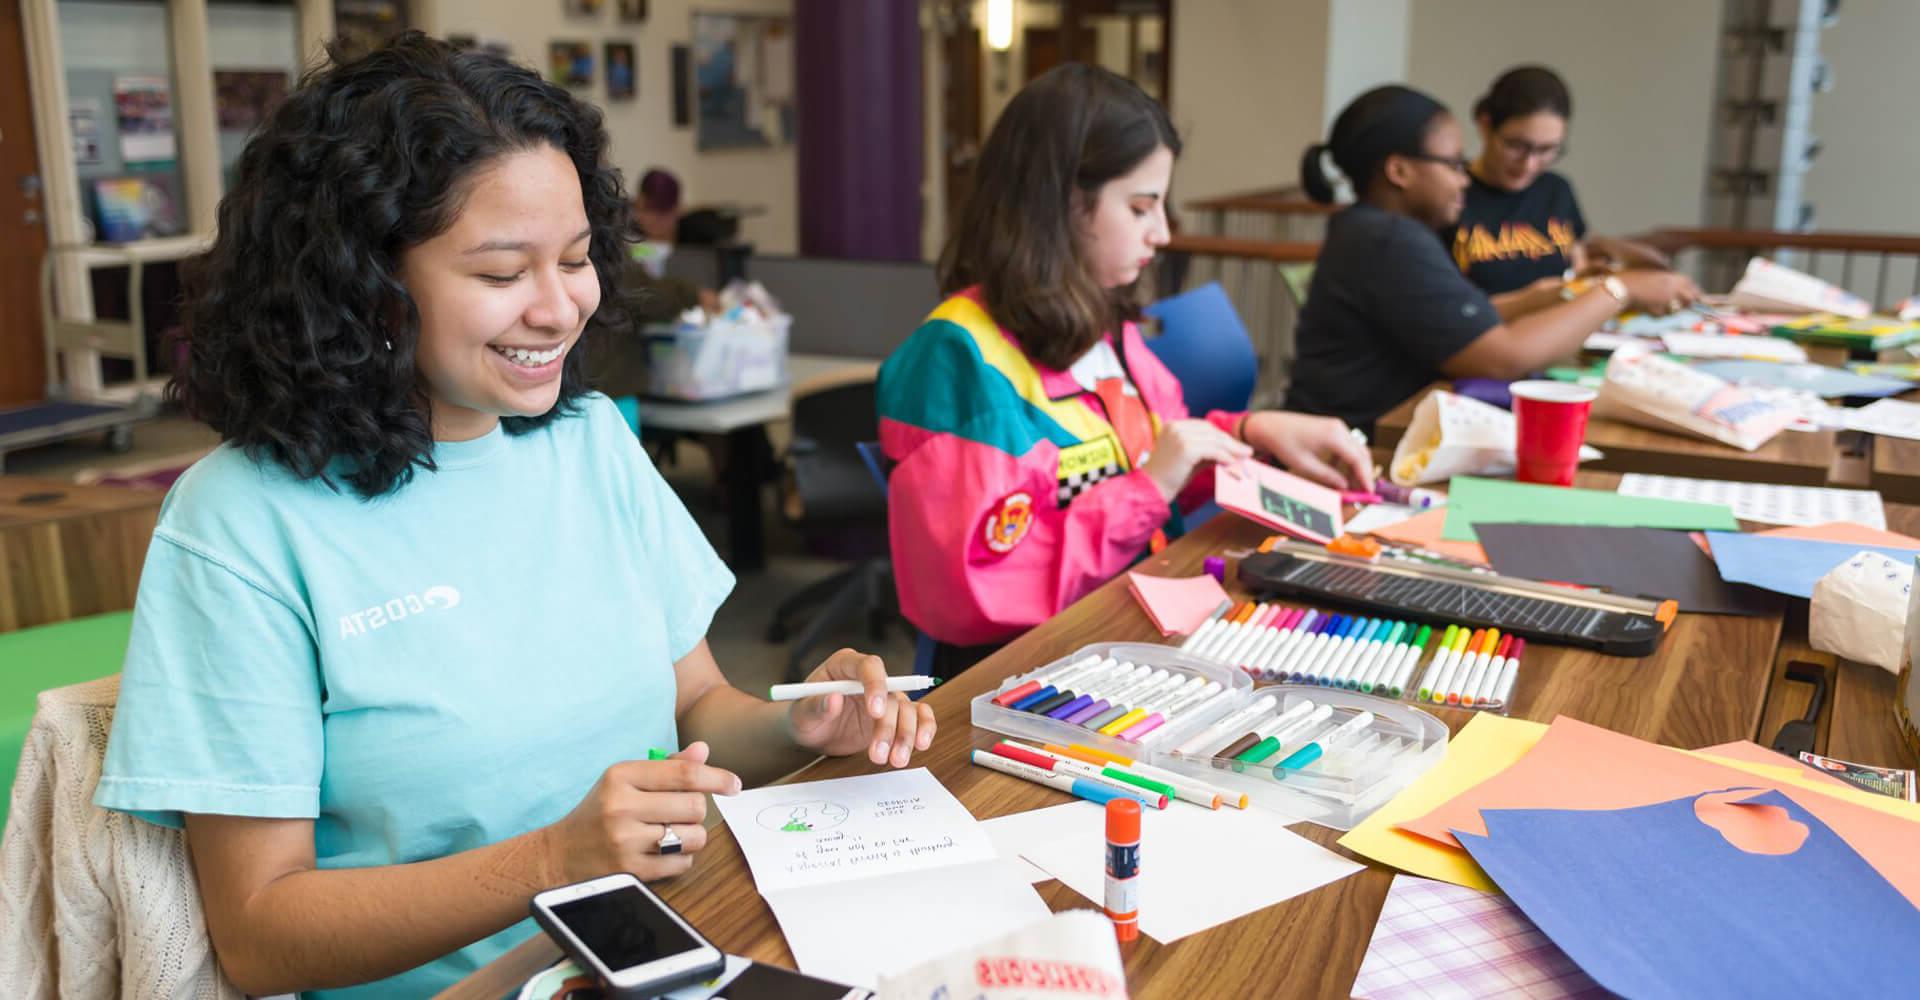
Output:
[972,643,1445,829]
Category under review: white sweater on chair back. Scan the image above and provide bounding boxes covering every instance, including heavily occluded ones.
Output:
[0,675,244,999]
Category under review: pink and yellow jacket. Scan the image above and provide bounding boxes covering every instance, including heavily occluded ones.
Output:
[878,289,1244,647]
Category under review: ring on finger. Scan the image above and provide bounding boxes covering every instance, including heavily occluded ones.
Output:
[656,825,684,856]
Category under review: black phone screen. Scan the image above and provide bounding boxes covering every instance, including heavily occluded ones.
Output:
[550,886,703,972]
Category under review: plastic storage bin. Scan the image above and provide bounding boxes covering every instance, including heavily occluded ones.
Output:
[973,643,1446,829]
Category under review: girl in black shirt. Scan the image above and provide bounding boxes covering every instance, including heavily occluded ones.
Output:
[1444,66,1672,296]
[1289,85,1699,432]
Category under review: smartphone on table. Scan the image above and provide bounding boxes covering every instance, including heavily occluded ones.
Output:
[530,873,727,998]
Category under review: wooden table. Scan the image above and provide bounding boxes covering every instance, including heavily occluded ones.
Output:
[0,475,161,633]
[443,469,1920,999]
[1375,383,1840,486]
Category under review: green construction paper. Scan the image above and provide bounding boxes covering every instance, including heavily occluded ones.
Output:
[1441,477,1740,543]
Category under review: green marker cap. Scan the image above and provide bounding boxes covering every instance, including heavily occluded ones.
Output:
[647,748,672,761]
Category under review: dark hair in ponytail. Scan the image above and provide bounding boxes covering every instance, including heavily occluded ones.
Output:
[1473,66,1571,127]
[1300,85,1449,204]
[941,63,1180,371]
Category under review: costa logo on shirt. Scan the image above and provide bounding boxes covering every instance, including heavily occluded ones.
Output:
[1452,219,1577,269]
[338,585,462,639]
[982,491,1035,555]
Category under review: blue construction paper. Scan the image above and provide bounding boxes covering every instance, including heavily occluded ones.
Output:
[1144,282,1256,415]
[1705,531,1920,598]
[1458,789,1920,999]
[1689,359,1915,399]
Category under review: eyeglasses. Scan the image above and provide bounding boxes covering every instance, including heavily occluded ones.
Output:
[1403,152,1471,175]
[1495,134,1565,163]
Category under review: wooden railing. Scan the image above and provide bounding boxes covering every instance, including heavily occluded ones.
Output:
[1152,234,1322,407]
[1637,227,1920,311]
[1184,185,1333,244]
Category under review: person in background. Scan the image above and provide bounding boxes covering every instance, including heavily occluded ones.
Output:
[879,65,1373,679]
[1288,85,1700,434]
[94,35,933,999]
[1445,65,1672,296]
[633,167,685,251]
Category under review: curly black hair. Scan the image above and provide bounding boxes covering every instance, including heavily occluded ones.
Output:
[173,31,631,498]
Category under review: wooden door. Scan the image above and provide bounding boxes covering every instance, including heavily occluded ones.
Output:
[0,0,49,408]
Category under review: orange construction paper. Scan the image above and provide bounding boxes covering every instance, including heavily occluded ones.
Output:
[1366,508,1490,566]
[1759,521,1920,549]
[1398,716,1920,907]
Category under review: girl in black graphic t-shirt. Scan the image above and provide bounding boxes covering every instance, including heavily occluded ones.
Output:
[1289,86,1701,433]
[1443,66,1672,296]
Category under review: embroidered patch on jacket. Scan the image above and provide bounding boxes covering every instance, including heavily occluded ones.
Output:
[1055,437,1126,507]
[982,491,1036,555]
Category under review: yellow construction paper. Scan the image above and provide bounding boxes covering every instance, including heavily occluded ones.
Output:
[1336,714,1547,891]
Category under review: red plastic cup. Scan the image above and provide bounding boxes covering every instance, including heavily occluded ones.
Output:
[1511,380,1597,486]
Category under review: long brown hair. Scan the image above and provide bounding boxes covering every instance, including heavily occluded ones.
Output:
[940,64,1180,371]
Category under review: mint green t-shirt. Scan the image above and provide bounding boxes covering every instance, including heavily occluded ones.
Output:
[95,394,733,999]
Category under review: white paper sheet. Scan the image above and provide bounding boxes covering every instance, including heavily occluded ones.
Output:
[876,909,1127,1000]
[981,804,1098,883]
[1343,503,1422,537]
[765,861,1051,987]
[1845,398,1920,441]
[1659,332,1808,362]
[1616,473,1887,529]
[713,768,997,892]
[1017,801,1362,943]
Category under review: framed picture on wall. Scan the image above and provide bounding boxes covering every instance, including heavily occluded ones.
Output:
[618,0,647,22]
[605,42,636,100]
[549,40,594,87]
[692,12,795,150]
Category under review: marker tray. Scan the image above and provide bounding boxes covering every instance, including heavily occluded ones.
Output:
[971,642,1253,764]
[1159,684,1446,830]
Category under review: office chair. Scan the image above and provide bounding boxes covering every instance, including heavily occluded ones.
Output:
[766,381,901,681]
[1143,281,1258,415]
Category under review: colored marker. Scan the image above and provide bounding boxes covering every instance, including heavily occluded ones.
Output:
[1275,612,1335,682]
[1286,615,1344,683]
[1251,608,1315,679]
[1430,628,1480,704]
[1236,702,1335,764]
[1236,608,1295,676]
[1415,625,1462,702]
[1177,599,1235,651]
[1050,662,1142,721]
[1357,622,1408,692]
[647,748,672,761]
[1082,670,1179,731]
[1009,742,1187,806]
[768,675,939,701]
[1117,678,1214,740]
[1336,619,1393,688]
[1469,635,1513,707]
[1301,616,1353,685]
[1172,694,1277,756]
[1008,656,1106,711]
[1491,638,1525,709]
[1274,710,1376,773]
[1386,624,1435,697]
[1197,602,1258,660]
[1221,604,1281,667]
[1106,798,1141,942]
[993,653,1099,707]
[1315,617,1369,686]
[989,742,1172,808]
[1049,743,1240,809]
[1219,701,1319,763]
[1450,630,1499,706]
[1353,620,1401,688]
[1122,679,1223,741]
[970,748,1158,810]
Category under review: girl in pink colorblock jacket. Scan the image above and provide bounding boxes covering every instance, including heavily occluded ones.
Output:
[879,65,1373,678]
